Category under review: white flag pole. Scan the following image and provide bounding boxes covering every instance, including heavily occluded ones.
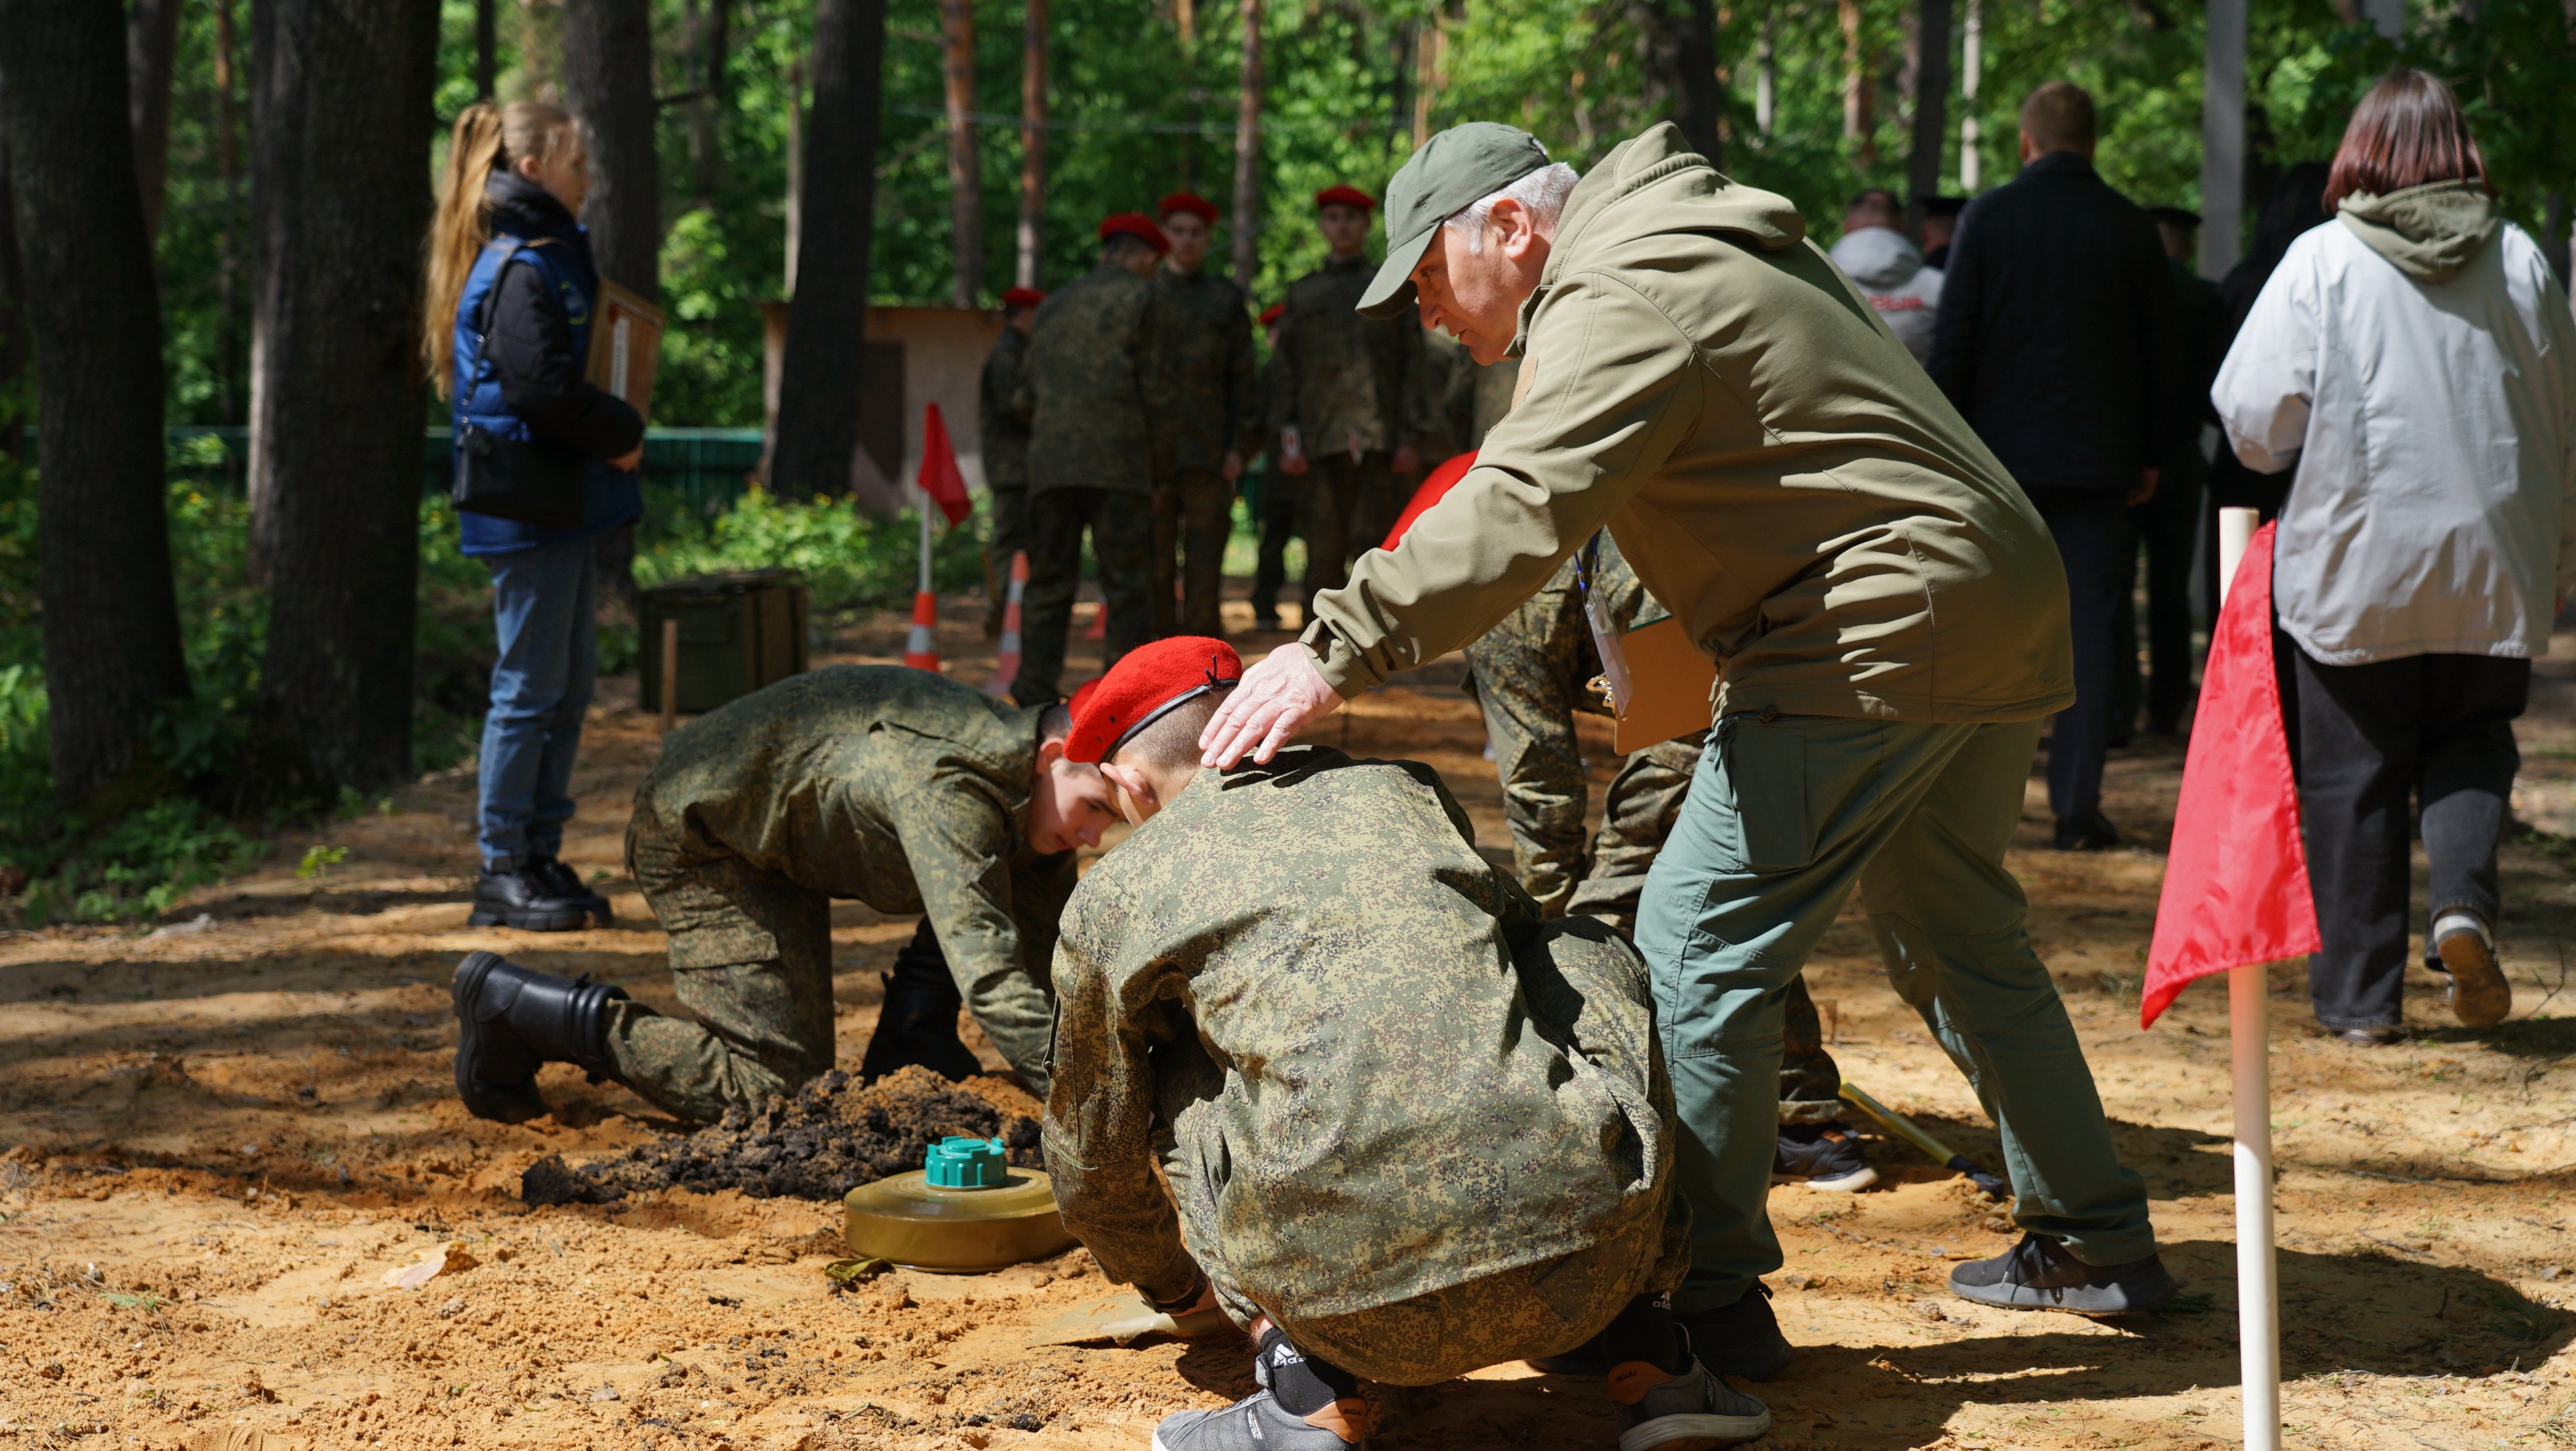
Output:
[2215,505,2279,1451]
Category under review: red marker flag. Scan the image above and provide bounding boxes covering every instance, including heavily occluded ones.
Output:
[2140,521,2321,1026]
[917,402,972,527]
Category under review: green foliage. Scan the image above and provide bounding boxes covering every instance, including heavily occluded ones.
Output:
[635,485,988,614]
[295,843,350,880]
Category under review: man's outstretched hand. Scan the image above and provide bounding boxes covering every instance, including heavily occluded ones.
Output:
[1199,642,1344,767]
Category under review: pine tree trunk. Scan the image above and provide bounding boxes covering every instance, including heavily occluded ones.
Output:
[562,0,662,301]
[1907,0,1951,216]
[1672,0,1723,168]
[246,0,438,799]
[0,78,23,461]
[690,0,733,212]
[772,0,887,500]
[1016,0,1046,289]
[0,0,191,811]
[939,0,982,307]
[473,0,498,99]
[1229,0,1259,290]
[127,0,182,245]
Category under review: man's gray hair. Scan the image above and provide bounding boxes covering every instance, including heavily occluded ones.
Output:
[1444,161,1580,253]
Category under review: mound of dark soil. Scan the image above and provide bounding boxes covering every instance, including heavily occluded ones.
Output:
[521,1066,1044,1206]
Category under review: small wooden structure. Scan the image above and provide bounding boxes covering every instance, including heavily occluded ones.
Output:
[760,302,1005,513]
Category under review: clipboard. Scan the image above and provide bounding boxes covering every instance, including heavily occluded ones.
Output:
[1577,532,1717,753]
[586,280,666,422]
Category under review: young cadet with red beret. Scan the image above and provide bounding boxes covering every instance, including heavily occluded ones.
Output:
[1010,213,1182,706]
[1153,192,1262,637]
[1271,185,1435,598]
[979,285,1046,606]
[1042,637,1771,1451]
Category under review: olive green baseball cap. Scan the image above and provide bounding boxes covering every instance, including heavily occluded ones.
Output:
[1356,122,1557,320]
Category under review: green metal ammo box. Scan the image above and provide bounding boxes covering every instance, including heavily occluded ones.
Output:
[638,569,810,715]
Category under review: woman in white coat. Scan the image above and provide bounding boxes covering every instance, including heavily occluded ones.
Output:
[2212,70,2576,1044]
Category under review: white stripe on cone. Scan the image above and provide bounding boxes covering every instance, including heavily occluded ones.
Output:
[988,551,1028,696]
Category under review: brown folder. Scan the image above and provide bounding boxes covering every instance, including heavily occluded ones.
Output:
[1605,615,1717,754]
[586,281,666,423]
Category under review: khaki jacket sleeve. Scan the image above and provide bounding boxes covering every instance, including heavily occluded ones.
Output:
[892,777,1057,1095]
[1039,924,1201,1305]
[1300,272,1703,696]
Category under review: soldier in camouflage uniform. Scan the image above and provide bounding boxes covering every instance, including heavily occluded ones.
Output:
[977,287,1045,601]
[1010,214,1180,704]
[1460,532,1865,1180]
[1271,185,1430,596]
[1247,303,1300,629]
[448,668,1124,1126]
[1046,637,1770,1451]
[1152,194,1260,637]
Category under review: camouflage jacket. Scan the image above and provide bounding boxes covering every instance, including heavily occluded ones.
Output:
[1274,254,1429,458]
[1016,263,1178,495]
[1042,745,1675,1318]
[978,325,1033,493]
[635,667,1078,1085]
[1158,266,1262,473]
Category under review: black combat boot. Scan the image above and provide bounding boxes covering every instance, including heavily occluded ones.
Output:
[529,856,613,927]
[467,862,591,932]
[451,951,629,1122]
[856,922,984,1083]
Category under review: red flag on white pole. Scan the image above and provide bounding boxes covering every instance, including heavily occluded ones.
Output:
[905,404,974,673]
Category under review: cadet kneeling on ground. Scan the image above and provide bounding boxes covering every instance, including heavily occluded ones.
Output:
[451,667,1123,1124]
[1043,637,1770,1451]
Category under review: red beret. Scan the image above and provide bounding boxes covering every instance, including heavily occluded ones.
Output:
[1066,636,1243,764]
[1382,449,1479,551]
[1098,212,1171,254]
[1158,192,1219,224]
[1258,302,1285,327]
[1315,185,1377,212]
[1000,286,1046,310]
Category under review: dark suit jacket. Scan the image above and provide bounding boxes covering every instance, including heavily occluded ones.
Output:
[1927,152,2183,495]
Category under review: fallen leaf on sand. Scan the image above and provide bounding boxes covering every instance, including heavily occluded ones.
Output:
[381,1243,478,1290]
[824,1256,893,1286]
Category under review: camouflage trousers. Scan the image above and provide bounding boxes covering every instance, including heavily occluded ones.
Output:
[1295,451,1405,598]
[1155,929,1689,1385]
[1152,467,1235,638]
[1019,485,1155,705]
[1466,580,1844,1126]
[609,809,839,1124]
[613,810,968,1124]
[987,484,1031,579]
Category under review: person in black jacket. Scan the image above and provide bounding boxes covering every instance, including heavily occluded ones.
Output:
[423,101,645,931]
[1928,81,2182,851]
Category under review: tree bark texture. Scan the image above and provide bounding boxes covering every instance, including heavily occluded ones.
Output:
[473,0,498,98]
[562,0,662,301]
[773,0,888,502]
[689,0,732,211]
[1907,0,1952,211]
[0,78,24,460]
[247,0,438,798]
[1229,0,1260,290]
[1673,0,1723,167]
[1016,0,1046,290]
[127,0,183,244]
[939,0,982,306]
[0,0,190,811]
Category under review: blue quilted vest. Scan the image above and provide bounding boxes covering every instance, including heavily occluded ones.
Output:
[449,225,643,557]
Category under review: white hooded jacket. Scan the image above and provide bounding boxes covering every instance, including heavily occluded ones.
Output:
[2212,186,2576,665]
[1828,225,1943,363]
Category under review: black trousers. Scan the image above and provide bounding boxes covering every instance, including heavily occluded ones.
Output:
[2112,473,2202,733]
[2032,488,2133,824]
[855,919,980,1083]
[2288,646,2528,1030]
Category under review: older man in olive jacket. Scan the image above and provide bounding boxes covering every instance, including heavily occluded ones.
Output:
[1200,121,2175,1375]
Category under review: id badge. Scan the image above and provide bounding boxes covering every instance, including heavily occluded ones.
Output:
[1584,586,1634,718]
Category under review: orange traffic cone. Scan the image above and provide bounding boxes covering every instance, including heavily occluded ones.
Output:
[903,589,941,671]
[986,551,1028,697]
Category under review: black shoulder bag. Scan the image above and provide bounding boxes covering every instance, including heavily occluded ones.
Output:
[453,241,587,530]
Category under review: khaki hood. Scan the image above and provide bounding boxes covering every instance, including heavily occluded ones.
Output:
[2337,180,2499,283]
[1515,123,1803,347]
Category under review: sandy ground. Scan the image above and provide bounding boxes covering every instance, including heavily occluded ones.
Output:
[6,587,2576,1451]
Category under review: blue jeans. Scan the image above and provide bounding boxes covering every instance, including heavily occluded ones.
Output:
[1637,715,2154,1312]
[477,539,597,869]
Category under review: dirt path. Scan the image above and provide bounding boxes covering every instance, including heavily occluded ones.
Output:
[6,595,2575,1451]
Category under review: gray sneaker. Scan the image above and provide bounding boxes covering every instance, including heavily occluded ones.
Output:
[1152,1389,1368,1450]
[1609,1356,1771,1450]
[1949,1232,2178,1314]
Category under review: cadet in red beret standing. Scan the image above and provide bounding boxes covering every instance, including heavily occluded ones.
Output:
[979,285,1046,595]
[1010,214,1180,704]
[1271,185,1432,596]
[1154,192,1261,637]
